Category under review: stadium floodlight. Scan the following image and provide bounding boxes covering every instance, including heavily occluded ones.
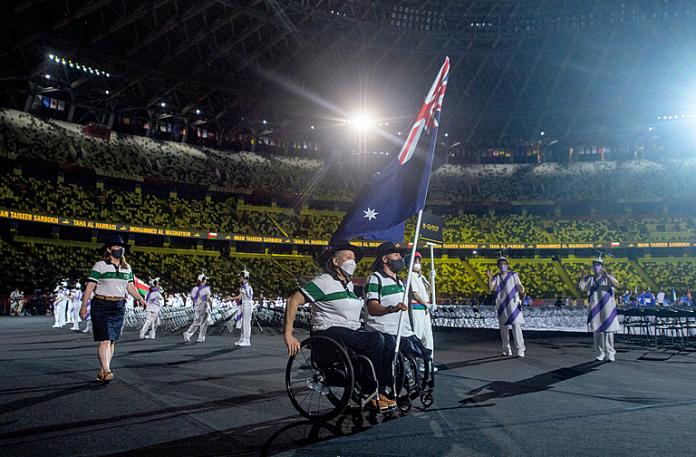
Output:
[444,132,449,137]
[105,90,110,95]
[48,54,54,59]
[540,131,545,136]
[160,102,166,107]
[398,131,402,135]
[262,119,268,124]
[61,58,66,65]
[195,109,201,115]
[44,74,51,79]
[106,73,110,78]
[310,125,315,129]
[349,112,374,131]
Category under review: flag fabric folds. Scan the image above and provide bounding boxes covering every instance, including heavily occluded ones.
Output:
[331,57,450,243]
[133,276,150,298]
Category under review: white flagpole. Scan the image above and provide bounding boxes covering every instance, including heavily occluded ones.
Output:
[429,242,436,308]
[394,209,423,354]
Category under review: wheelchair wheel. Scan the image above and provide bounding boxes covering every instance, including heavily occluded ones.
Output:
[286,336,354,421]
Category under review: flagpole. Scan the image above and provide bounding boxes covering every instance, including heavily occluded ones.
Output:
[428,242,436,309]
[394,209,423,354]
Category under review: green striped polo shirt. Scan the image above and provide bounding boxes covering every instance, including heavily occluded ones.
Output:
[300,273,362,331]
[364,270,414,337]
[87,260,134,298]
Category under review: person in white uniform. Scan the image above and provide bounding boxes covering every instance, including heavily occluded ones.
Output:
[487,255,526,358]
[578,255,620,362]
[52,280,69,328]
[406,252,435,364]
[140,278,164,339]
[10,288,25,316]
[69,281,83,331]
[183,274,212,343]
[230,269,254,347]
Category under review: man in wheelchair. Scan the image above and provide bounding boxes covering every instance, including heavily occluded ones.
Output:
[364,242,433,399]
[284,240,396,411]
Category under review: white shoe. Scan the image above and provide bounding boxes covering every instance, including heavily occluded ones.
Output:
[516,352,525,358]
[71,327,80,331]
[595,356,605,362]
[196,339,205,343]
[236,341,251,347]
[606,356,615,362]
[147,335,155,339]
[82,329,90,333]
[433,366,439,373]
[183,334,191,343]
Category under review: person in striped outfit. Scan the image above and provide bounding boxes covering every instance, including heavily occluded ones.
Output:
[140,278,163,339]
[487,255,526,358]
[183,275,212,343]
[578,255,620,362]
[231,269,254,347]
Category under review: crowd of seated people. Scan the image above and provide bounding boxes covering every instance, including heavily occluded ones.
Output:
[5,107,696,206]
[0,238,320,297]
[4,171,696,246]
[3,235,696,307]
[638,259,696,295]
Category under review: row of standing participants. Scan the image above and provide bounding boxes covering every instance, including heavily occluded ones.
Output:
[52,235,622,404]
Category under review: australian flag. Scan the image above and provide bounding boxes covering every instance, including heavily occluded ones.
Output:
[331,57,450,243]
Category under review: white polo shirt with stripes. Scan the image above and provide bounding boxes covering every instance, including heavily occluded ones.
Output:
[87,260,134,298]
[364,270,414,337]
[300,273,362,332]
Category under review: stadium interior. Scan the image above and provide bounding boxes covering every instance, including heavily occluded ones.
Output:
[1,1,696,456]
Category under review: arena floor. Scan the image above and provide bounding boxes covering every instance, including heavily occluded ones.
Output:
[1,317,694,457]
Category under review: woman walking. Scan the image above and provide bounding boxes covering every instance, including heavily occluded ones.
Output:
[80,235,147,382]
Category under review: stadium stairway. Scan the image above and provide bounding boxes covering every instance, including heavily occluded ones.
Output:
[553,260,580,298]
[627,258,656,291]
[459,258,488,290]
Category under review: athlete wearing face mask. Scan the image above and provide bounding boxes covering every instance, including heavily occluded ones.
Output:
[487,255,526,357]
[578,256,620,361]
[284,241,397,412]
[365,242,431,407]
[407,252,435,367]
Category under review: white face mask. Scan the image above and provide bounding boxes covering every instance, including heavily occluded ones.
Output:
[340,259,357,277]
[413,262,422,272]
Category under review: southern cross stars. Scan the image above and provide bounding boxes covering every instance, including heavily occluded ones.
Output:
[363,208,378,221]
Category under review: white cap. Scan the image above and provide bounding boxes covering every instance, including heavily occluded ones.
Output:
[197,274,207,282]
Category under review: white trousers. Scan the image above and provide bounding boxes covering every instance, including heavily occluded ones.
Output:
[411,309,434,359]
[184,307,210,342]
[237,302,253,344]
[82,320,92,333]
[593,332,615,361]
[69,301,81,329]
[500,323,525,355]
[53,299,67,327]
[140,311,159,339]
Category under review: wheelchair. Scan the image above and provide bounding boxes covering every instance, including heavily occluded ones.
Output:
[285,335,434,422]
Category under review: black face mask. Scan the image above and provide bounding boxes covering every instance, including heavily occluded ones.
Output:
[110,248,124,258]
[388,258,405,273]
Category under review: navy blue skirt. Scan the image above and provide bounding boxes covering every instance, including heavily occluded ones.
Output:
[91,298,126,342]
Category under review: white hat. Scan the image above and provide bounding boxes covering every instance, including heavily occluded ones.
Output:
[197,274,207,282]
[240,268,250,279]
[151,277,161,284]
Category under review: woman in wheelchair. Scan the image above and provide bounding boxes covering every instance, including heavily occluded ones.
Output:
[284,240,396,414]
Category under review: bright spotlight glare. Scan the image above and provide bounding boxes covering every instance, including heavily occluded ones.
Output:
[350,113,374,131]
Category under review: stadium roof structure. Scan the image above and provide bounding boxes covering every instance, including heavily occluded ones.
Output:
[0,0,694,149]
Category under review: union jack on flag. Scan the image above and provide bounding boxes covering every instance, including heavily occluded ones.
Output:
[398,57,450,165]
[331,57,450,243]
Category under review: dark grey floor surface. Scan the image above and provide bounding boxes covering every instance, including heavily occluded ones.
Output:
[1,316,695,456]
